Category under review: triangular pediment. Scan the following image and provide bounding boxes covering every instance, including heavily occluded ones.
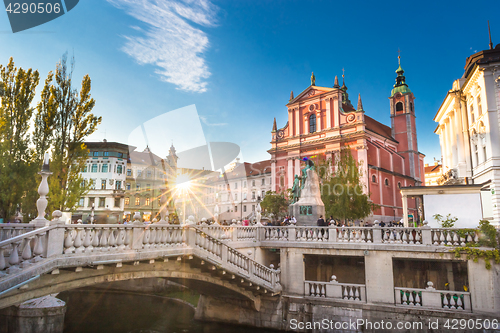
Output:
[287,86,335,105]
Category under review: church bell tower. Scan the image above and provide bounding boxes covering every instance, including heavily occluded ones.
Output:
[389,55,421,183]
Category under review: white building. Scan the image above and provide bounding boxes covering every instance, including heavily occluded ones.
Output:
[434,42,500,225]
[75,141,129,223]
[203,160,272,223]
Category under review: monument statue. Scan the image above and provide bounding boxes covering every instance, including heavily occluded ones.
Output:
[291,175,301,204]
[289,159,325,226]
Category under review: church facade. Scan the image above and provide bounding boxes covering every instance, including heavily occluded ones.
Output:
[269,61,425,223]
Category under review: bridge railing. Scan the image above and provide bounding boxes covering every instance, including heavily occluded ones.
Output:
[0,224,36,242]
[193,227,280,289]
[195,225,481,247]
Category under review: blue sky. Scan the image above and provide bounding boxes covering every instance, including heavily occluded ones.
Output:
[0,0,498,164]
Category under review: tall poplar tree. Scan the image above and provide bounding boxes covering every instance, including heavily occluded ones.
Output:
[45,53,101,212]
[0,58,40,220]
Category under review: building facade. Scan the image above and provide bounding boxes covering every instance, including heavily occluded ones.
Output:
[203,160,272,223]
[424,162,442,186]
[75,141,128,223]
[269,61,425,223]
[434,42,500,225]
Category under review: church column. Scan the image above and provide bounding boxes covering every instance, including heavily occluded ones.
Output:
[287,158,294,189]
[316,110,322,131]
[295,108,300,135]
[294,158,301,177]
[358,145,369,195]
[325,98,332,128]
[438,126,446,167]
[333,98,339,127]
[271,160,277,192]
[460,98,472,177]
[402,195,409,227]
[443,119,452,169]
[454,98,467,175]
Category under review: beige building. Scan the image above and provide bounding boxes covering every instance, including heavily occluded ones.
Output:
[424,162,442,186]
[434,42,500,225]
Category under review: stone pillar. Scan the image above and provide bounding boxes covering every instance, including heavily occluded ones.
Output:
[295,108,300,136]
[357,146,368,195]
[287,158,293,190]
[325,98,332,128]
[316,110,322,131]
[271,160,277,192]
[402,195,408,227]
[0,295,66,333]
[281,248,304,296]
[294,158,300,177]
[364,251,395,305]
[467,259,500,315]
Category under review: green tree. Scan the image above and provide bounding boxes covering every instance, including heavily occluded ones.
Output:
[47,54,101,212]
[260,190,289,224]
[0,58,40,220]
[320,148,374,223]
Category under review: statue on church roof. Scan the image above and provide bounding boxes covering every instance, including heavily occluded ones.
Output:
[311,72,316,86]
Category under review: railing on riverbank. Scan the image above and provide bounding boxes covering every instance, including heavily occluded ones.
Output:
[304,280,366,302]
[395,286,472,312]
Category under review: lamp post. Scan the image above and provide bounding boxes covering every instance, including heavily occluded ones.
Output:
[90,203,95,224]
[32,152,52,225]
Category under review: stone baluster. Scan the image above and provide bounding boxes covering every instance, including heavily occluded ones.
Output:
[116,228,125,250]
[64,228,75,254]
[31,152,52,227]
[83,228,93,253]
[73,227,84,253]
[366,229,372,243]
[33,232,45,261]
[108,228,117,250]
[402,290,408,304]
[452,232,459,246]
[92,228,100,250]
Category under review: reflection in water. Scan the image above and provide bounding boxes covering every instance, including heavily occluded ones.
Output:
[60,290,278,333]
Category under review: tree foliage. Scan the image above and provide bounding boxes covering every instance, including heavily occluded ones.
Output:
[0,54,101,221]
[260,190,288,223]
[320,148,374,222]
[0,58,40,220]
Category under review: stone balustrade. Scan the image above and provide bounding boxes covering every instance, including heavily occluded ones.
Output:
[304,280,366,302]
[0,224,36,242]
[431,228,479,246]
[395,286,471,312]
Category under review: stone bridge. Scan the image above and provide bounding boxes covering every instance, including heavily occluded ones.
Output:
[0,217,281,310]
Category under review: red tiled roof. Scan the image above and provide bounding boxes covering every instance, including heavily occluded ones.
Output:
[364,115,395,142]
[424,164,442,173]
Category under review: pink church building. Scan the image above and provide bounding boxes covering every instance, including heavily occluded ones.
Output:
[269,60,425,223]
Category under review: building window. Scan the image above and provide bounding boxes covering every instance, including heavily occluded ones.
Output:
[125,197,130,205]
[235,206,238,212]
[79,198,84,207]
[477,97,482,115]
[126,183,131,190]
[470,105,475,123]
[136,184,141,191]
[114,198,120,207]
[145,197,150,206]
[227,184,230,190]
[88,197,95,207]
[127,169,132,176]
[410,102,413,112]
[243,205,247,212]
[252,205,255,211]
[396,102,403,112]
[372,175,376,183]
[261,178,265,185]
[115,180,122,190]
[101,179,106,190]
[104,152,109,157]
[91,164,98,172]
[252,191,256,200]
[252,180,255,187]
[227,206,230,213]
[90,179,96,189]
[137,170,142,178]
[243,181,247,188]
[99,197,105,207]
[384,178,389,186]
[102,164,108,173]
[483,146,487,162]
[117,165,123,174]
[398,182,401,188]
[235,183,238,189]
[243,192,247,200]
[261,190,265,198]
[93,151,99,157]
[309,114,316,133]
[83,165,87,172]
[147,170,152,178]
[280,176,284,187]
[135,197,140,206]
[235,193,238,201]
[474,145,479,166]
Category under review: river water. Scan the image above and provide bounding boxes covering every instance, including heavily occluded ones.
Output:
[59,290,279,333]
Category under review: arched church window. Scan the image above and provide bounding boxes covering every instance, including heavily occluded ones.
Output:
[309,114,316,133]
[372,175,377,183]
[477,96,482,115]
[384,178,389,186]
[410,102,413,112]
[396,102,404,112]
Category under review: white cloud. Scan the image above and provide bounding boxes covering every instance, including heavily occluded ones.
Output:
[200,115,227,127]
[107,0,217,93]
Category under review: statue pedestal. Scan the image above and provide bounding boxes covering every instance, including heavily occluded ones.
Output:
[289,168,325,226]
